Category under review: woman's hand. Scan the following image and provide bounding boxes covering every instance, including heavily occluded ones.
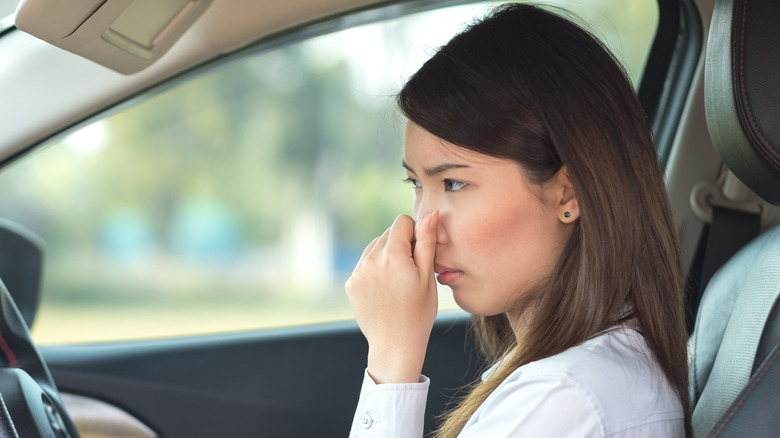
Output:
[345,211,439,384]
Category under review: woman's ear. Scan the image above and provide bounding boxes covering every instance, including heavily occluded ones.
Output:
[555,166,579,223]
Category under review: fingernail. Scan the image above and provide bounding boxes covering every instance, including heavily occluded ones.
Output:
[428,210,438,229]
[415,212,431,231]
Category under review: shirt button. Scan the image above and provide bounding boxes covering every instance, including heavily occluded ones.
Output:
[359,414,373,429]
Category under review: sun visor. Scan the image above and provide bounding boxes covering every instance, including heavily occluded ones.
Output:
[15,0,212,74]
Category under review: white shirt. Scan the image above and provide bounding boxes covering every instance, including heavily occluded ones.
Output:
[350,327,684,437]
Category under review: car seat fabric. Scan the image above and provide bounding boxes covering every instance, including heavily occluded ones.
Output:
[689,224,780,436]
[706,335,780,437]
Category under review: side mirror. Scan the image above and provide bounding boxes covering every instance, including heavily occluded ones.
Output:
[0,218,44,329]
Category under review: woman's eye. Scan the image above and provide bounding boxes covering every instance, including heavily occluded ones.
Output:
[444,179,466,192]
[404,177,421,189]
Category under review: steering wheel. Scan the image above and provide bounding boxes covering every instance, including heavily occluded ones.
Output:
[0,278,80,437]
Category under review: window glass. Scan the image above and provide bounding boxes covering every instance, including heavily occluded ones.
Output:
[0,0,16,21]
[0,0,658,344]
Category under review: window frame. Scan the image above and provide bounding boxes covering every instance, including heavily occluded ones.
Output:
[638,0,703,166]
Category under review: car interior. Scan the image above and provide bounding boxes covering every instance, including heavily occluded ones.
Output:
[686,0,780,435]
[0,0,778,436]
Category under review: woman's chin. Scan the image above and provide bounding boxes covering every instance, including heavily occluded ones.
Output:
[452,292,509,318]
[451,290,486,316]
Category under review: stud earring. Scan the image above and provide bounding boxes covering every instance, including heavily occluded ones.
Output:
[564,212,571,218]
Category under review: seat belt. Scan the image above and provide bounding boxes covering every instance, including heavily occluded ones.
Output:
[706,338,780,437]
[691,222,780,437]
[686,206,760,333]
[694,206,761,316]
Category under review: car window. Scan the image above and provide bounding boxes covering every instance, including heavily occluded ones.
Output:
[0,0,16,32]
[0,0,15,19]
[0,0,658,344]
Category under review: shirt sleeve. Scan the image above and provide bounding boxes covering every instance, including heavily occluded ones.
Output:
[349,369,430,438]
[458,371,603,437]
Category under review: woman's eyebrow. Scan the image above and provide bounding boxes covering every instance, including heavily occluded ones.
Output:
[402,161,470,176]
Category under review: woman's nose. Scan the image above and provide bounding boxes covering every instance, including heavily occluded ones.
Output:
[415,197,447,244]
[415,193,437,222]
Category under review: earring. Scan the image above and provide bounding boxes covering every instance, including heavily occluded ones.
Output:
[564,212,571,218]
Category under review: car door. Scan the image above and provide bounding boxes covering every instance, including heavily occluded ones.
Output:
[0,0,681,436]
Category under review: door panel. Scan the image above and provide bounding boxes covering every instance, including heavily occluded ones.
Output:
[44,313,480,437]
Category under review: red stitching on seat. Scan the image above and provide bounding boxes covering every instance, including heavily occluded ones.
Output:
[736,0,780,171]
[710,344,780,436]
[0,331,17,369]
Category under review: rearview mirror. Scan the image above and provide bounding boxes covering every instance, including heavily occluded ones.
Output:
[0,218,44,329]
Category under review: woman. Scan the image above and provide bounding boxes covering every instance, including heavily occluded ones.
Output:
[346,3,690,437]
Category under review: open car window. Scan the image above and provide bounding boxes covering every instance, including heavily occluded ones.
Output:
[0,0,658,344]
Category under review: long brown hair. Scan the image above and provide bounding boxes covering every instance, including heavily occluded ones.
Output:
[398,4,690,437]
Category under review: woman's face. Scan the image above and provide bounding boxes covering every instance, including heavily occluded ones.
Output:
[403,123,576,322]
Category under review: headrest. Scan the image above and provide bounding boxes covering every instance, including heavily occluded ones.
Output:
[705,0,780,206]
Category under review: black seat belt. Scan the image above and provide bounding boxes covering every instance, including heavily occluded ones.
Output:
[699,206,761,291]
[688,206,761,332]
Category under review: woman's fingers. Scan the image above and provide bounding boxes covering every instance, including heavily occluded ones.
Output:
[356,236,379,264]
[346,213,439,383]
[413,210,438,276]
[385,214,415,257]
[355,225,391,266]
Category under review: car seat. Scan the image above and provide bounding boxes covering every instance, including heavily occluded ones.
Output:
[688,0,780,437]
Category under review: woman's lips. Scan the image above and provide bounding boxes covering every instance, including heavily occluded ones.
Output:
[435,265,464,285]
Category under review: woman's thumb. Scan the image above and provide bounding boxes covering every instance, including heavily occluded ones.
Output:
[413,210,438,274]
